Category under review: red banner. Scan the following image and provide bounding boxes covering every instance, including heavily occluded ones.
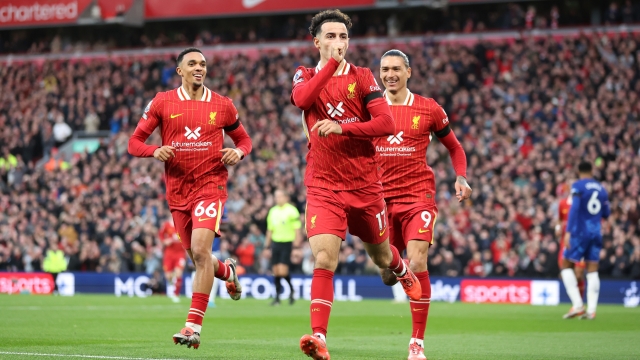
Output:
[145,0,375,20]
[0,0,92,27]
[460,279,531,304]
[0,272,55,294]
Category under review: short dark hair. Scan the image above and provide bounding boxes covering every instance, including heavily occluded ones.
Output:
[309,9,352,37]
[381,49,410,68]
[176,47,204,66]
[578,161,593,174]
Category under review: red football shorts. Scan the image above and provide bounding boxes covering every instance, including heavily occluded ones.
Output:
[558,234,586,269]
[171,195,227,250]
[163,253,186,273]
[305,183,387,244]
[387,201,438,254]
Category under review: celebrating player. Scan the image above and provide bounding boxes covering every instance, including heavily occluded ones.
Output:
[128,47,252,349]
[159,216,186,303]
[291,10,422,360]
[561,161,610,320]
[375,50,471,360]
[556,186,586,299]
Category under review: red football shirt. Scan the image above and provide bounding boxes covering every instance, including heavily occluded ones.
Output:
[292,61,384,191]
[133,86,245,210]
[375,91,449,203]
[159,220,183,257]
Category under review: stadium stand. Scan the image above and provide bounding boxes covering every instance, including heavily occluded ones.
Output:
[1,26,640,281]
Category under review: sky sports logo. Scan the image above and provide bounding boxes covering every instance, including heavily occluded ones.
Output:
[0,2,78,23]
[461,279,559,306]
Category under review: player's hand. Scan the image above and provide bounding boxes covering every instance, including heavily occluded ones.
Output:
[564,232,571,250]
[455,176,472,202]
[153,146,176,162]
[220,148,243,166]
[311,119,342,137]
[331,43,346,63]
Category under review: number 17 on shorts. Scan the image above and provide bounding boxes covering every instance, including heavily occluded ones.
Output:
[192,198,224,234]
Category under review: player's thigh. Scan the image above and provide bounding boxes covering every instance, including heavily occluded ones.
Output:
[563,236,585,264]
[401,202,438,247]
[345,184,388,245]
[387,203,406,254]
[305,187,348,240]
[309,233,342,270]
[584,236,602,263]
[171,210,193,250]
[191,196,226,236]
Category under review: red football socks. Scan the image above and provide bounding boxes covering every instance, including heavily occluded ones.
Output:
[389,245,407,276]
[310,269,334,336]
[215,259,231,281]
[577,278,585,299]
[410,270,432,340]
[187,292,209,327]
[175,276,183,297]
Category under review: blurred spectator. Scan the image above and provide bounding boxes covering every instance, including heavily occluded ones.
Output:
[236,237,256,272]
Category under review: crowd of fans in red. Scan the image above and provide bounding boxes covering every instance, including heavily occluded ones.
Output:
[1,31,640,279]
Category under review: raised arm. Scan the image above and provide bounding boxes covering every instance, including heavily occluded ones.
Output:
[290,59,340,110]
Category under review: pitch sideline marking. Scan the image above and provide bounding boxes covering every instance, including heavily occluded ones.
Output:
[0,352,183,360]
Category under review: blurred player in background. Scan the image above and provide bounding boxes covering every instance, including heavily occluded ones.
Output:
[556,185,585,299]
[291,10,422,360]
[561,161,610,320]
[265,189,302,306]
[128,47,252,349]
[159,216,186,303]
[375,50,471,360]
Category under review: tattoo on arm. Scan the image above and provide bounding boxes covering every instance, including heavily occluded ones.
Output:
[457,176,469,187]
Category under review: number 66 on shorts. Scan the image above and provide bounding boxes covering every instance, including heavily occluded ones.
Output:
[387,202,438,254]
[170,197,226,250]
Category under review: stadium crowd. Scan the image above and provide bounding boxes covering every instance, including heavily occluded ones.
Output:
[3,2,639,55]
[1,31,640,281]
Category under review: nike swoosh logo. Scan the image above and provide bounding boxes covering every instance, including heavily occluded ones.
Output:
[412,308,424,311]
[379,228,387,236]
[242,0,266,8]
[198,217,212,222]
[170,113,183,118]
[418,229,429,233]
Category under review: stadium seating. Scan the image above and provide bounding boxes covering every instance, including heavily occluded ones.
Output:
[1,31,639,280]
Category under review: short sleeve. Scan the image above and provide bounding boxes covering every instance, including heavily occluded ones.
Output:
[290,206,302,229]
[429,99,450,133]
[266,209,274,231]
[138,94,162,133]
[570,185,581,196]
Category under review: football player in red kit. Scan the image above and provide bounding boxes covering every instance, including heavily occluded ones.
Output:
[128,48,252,349]
[375,50,471,360]
[159,217,186,302]
[291,10,421,360]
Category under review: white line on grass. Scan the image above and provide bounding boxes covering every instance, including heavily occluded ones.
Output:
[0,352,183,360]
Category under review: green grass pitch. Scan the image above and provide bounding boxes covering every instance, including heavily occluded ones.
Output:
[1,294,639,359]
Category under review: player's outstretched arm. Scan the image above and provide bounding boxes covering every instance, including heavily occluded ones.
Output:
[290,58,341,110]
[340,97,394,137]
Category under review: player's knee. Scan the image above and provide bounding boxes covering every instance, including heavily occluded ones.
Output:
[191,247,211,267]
[314,250,338,271]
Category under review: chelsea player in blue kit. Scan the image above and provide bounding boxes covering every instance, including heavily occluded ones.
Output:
[561,162,610,320]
